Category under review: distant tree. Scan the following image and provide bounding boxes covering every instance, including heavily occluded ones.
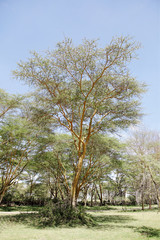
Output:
[126,129,160,209]
[0,117,34,204]
[13,36,145,207]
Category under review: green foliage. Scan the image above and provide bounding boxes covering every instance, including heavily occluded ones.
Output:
[39,201,96,227]
[13,37,145,135]
[0,117,34,172]
[0,115,39,204]
[0,88,22,119]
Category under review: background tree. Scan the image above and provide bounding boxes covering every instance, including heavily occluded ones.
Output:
[0,117,35,204]
[77,134,124,205]
[13,36,145,207]
[126,129,160,209]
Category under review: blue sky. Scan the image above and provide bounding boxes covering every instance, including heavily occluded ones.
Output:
[0,0,159,131]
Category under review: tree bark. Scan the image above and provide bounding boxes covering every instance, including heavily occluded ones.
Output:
[141,187,145,210]
[146,165,160,210]
[71,162,82,207]
[149,196,152,210]
[95,183,103,206]
[99,183,103,206]
[71,143,87,207]
[0,188,7,205]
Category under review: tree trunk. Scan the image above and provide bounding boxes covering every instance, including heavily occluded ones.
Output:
[29,179,33,198]
[148,178,152,209]
[95,183,103,206]
[147,166,160,210]
[58,183,64,201]
[91,186,94,207]
[136,190,140,205]
[149,197,152,209]
[71,188,77,208]
[84,195,87,207]
[71,146,86,207]
[141,189,145,210]
[157,199,160,210]
[107,190,111,203]
[0,188,6,205]
[99,183,103,206]
[94,192,97,205]
[141,172,145,210]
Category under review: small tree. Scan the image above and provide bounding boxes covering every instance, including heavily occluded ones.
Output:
[13,37,145,207]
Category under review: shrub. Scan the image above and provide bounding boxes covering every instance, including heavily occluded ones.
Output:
[39,200,96,227]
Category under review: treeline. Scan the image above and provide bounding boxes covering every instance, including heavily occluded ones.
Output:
[0,91,159,209]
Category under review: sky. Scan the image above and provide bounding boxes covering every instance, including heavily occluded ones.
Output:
[0,0,160,131]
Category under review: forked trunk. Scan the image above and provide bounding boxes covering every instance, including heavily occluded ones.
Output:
[71,151,86,208]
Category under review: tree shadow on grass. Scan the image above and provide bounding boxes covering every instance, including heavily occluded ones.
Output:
[0,212,96,229]
[0,205,41,212]
[135,226,160,238]
[0,212,136,230]
[1,214,159,240]
[119,207,159,213]
[92,214,135,224]
[0,213,42,228]
[85,206,117,211]
[0,206,19,212]
[87,214,136,231]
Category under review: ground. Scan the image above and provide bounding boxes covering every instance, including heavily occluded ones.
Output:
[0,206,160,240]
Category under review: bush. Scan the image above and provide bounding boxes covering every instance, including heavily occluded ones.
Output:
[39,200,96,227]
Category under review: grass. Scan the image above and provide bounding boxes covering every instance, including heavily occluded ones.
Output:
[0,205,160,240]
[0,205,42,212]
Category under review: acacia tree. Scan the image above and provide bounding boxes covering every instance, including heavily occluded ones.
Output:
[126,129,160,208]
[13,37,145,207]
[0,117,34,204]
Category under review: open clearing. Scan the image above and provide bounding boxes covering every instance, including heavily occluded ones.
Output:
[0,207,160,240]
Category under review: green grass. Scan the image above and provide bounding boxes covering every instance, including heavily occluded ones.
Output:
[0,205,42,212]
[0,206,160,240]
